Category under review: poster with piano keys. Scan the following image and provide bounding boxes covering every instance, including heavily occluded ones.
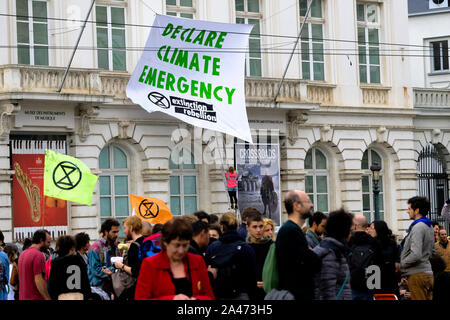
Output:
[11,138,68,241]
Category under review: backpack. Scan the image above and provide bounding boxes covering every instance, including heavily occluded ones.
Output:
[137,237,161,260]
[211,240,246,299]
[262,242,278,293]
[348,244,376,291]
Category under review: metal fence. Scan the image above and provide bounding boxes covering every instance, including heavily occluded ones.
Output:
[417,144,449,233]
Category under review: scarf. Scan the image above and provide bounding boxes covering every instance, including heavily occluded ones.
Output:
[400,216,433,249]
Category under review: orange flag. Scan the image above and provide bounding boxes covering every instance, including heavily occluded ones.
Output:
[130,194,173,225]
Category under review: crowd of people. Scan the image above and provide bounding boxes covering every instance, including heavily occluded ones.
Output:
[0,192,450,301]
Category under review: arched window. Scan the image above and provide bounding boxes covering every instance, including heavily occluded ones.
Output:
[169,149,198,215]
[305,147,329,213]
[99,144,130,238]
[361,149,384,222]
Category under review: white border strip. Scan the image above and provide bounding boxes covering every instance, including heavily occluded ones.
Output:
[14,226,68,241]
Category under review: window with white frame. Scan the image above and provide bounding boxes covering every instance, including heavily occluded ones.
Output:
[430,40,449,72]
[300,0,325,81]
[169,150,198,215]
[305,147,329,213]
[166,0,195,18]
[361,149,384,222]
[16,0,49,65]
[96,2,126,71]
[99,144,130,238]
[357,2,381,84]
[236,0,262,77]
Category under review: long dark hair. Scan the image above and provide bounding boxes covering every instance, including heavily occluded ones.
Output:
[372,220,393,245]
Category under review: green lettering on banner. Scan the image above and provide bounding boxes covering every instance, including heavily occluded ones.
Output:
[215,32,227,49]
[204,31,218,47]
[171,25,183,39]
[163,46,171,62]
[202,55,212,74]
[145,68,158,86]
[186,28,196,42]
[138,65,149,83]
[175,50,189,68]
[225,87,236,104]
[165,72,176,91]
[162,23,173,37]
[181,27,190,41]
[191,80,199,97]
[192,30,206,45]
[170,48,179,64]
[212,57,221,76]
[157,71,166,89]
[157,45,166,61]
[213,86,223,102]
[189,53,200,72]
[200,82,212,100]
[177,77,189,93]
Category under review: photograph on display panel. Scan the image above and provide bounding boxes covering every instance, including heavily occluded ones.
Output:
[235,143,281,226]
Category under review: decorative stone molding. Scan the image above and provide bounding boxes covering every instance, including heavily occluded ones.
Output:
[0,103,20,140]
[245,78,302,102]
[78,105,99,142]
[118,121,131,139]
[141,168,170,182]
[280,169,305,181]
[376,126,387,143]
[287,110,308,145]
[20,67,101,94]
[100,73,129,99]
[394,169,418,181]
[414,88,450,107]
[339,170,363,181]
[431,128,442,145]
[361,85,390,105]
[307,83,335,105]
[320,124,332,142]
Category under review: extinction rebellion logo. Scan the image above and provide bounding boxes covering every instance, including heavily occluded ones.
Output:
[53,161,82,190]
[139,199,160,219]
[148,92,170,109]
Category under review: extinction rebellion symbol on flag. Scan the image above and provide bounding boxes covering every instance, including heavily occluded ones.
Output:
[52,161,82,190]
[148,92,170,109]
[139,199,160,219]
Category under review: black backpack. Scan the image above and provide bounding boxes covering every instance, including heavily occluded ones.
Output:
[348,244,376,291]
[210,240,246,299]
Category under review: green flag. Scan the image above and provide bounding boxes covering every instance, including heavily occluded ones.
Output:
[44,149,98,206]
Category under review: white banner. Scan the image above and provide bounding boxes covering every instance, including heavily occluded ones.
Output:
[126,14,253,143]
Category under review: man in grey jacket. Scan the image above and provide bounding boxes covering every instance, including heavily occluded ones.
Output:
[400,196,435,300]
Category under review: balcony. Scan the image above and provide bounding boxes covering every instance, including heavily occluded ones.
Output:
[414,88,450,108]
[0,65,336,106]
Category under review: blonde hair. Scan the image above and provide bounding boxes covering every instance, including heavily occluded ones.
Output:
[220,212,238,232]
[263,218,276,240]
[123,216,143,234]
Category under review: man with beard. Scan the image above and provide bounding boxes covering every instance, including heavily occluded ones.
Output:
[276,190,322,300]
[305,211,327,249]
[18,229,52,300]
[88,218,121,299]
[245,212,273,300]
[113,216,145,300]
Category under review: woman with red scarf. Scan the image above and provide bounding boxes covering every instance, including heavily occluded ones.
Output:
[135,217,214,300]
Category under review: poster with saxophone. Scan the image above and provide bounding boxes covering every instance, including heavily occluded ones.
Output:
[12,138,68,241]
